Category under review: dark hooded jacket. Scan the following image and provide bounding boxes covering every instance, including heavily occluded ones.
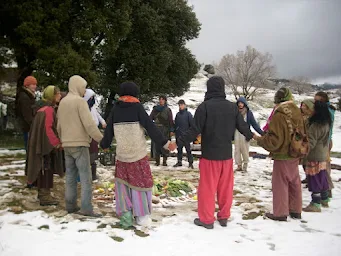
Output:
[100,82,169,163]
[16,87,36,132]
[237,97,264,135]
[175,109,194,138]
[26,102,64,184]
[178,76,254,160]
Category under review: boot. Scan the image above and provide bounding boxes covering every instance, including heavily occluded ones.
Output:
[162,157,167,167]
[321,199,330,208]
[218,219,228,227]
[67,207,80,214]
[242,163,248,172]
[194,218,214,229]
[303,203,321,212]
[189,163,194,169]
[289,212,302,219]
[173,162,182,168]
[265,212,287,221]
[39,189,59,206]
[328,190,332,199]
[235,165,242,172]
[155,156,160,166]
[301,178,308,184]
[91,163,97,181]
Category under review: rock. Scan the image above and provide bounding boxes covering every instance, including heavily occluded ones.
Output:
[152,196,160,204]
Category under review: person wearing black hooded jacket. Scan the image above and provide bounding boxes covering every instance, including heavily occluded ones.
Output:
[178,76,254,229]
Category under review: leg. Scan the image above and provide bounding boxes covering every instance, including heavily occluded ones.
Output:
[64,148,79,212]
[288,162,302,214]
[241,140,250,171]
[197,158,221,224]
[23,132,29,151]
[177,140,184,164]
[76,147,93,214]
[234,140,242,169]
[185,143,194,165]
[272,160,289,217]
[217,159,234,220]
[154,142,161,165]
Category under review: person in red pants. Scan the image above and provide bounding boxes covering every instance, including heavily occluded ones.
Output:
[177,76,254,229]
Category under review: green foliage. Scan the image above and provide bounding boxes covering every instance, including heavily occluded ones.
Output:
[1,0,200,102]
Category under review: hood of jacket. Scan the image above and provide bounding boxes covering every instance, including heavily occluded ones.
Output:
[83,89,95,101]
[205,76,226,101]
[68,75,87,97]
[275,101,302,121]
[237,97,249,109]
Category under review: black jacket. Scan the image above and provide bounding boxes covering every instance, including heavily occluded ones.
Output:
[16,87,36,132]
[178,76,253,160]
[175,109,194,138]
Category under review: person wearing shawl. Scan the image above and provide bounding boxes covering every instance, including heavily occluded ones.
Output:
[83,89,107,181]
[26,86,64,206]
[101,82,176,228]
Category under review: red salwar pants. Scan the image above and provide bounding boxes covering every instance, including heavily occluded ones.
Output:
[198,158,234,224]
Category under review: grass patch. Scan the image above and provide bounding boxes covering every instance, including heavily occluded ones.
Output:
[242,211,265,220]
[38,225,50,230]
[78,229,88,233]
[331,152,341,158]
[111,236,124,242]
[233,189,242,195]
[0,133,25,149]
[134,230,149,238]
[97,223,107,229]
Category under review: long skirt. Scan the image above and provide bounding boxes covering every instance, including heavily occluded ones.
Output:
[115,180,152,217]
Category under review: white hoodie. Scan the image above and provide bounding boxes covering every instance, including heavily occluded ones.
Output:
[83,89,106,127]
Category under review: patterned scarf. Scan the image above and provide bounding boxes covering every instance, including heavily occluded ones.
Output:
[118,96,140,103]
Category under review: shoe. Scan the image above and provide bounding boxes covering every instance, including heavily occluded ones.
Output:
[39,189,59,206]
[162,158,167,166]
[303,203,321,212]
[136,215,152,227]
[265,213,287,221]
[155,157,160,166]
[235,166,242,172]
[321,200,329,208]
[289,212,302,219]
[155,162,160,166]
[189,164,194,169]
[77,211,103,218]
[218,219,228,227]
[328,190,332,199]
[173,162,182,168]
[194,218,214,229]
[67,207,81,214]
[301,178,307,184]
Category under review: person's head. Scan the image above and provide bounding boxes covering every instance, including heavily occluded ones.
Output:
[68,75,87,97]
[314,91,329,103]
[178,99,186,110]
[159,95,167,106]
[206,76,225,94]
[119,82,139,97]
[23,76,38,93]
[42,86,61,105]
[309,100,331,126]
[274,87,293,104]
[301,99,314,116]
[237,97,248,110]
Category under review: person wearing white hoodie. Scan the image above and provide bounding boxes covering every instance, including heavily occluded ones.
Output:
[83,89,107,181]
[57,75,103,217]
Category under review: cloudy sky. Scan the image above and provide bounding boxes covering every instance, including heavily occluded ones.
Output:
[187,0,341,83]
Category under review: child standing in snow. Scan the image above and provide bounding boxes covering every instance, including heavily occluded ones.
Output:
[84,89,107,181]
[303,101,331,212]
[101,82,176,228]
[234,97,264,172]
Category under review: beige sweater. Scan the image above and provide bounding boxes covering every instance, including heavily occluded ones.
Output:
[57,75,103,147]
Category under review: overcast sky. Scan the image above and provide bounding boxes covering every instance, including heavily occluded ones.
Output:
[186,0,341,84]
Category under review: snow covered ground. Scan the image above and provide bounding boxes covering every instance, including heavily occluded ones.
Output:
[1,74,341,255]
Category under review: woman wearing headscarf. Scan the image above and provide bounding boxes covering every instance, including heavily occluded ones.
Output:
[26,86,64,206]
[84,89,107,181]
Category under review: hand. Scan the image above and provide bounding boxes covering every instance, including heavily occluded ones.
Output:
[102,123,107,129]
[170,132,175,137]
[103,148,109,152]
[168,142,177,152]
[253,134,260,141]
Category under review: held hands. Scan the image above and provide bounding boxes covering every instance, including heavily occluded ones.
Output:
[170,132,175,137]
[253,133,260,141]
[102,123,107,129]
[168,142,177,152]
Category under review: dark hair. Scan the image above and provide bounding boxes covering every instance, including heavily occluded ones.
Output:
[315,91,336,110]
[178,99,185,105]
[309,101,331,126]
[159,95,167,101]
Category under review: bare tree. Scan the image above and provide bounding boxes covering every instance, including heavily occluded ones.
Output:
[289,76,311,95]
[215,45,276,100]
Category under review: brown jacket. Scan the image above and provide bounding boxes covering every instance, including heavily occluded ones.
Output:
[26,105,64,184]
[257,101,305,160]
[16,87,36,132]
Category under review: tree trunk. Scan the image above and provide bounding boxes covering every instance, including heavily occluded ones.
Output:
[104,91,116,120]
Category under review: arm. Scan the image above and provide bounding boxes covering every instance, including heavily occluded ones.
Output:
[78,100,103,143]
[168,108,175,132]
[249,111,264,135]
[188,112,195,128]
[256,114,285,152]
[150,108,156,121]
[236,108,253,141]
[308,124,318,151]
[100,107,114,149]
[178,104,206,144]
[44,107,60,147]
[138,105,169,148]
[96,109,106,126]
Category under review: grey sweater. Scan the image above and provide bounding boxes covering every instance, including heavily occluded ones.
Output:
[306,123,330,162]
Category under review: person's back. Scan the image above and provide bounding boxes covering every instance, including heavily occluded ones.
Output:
[57,75,102,147]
